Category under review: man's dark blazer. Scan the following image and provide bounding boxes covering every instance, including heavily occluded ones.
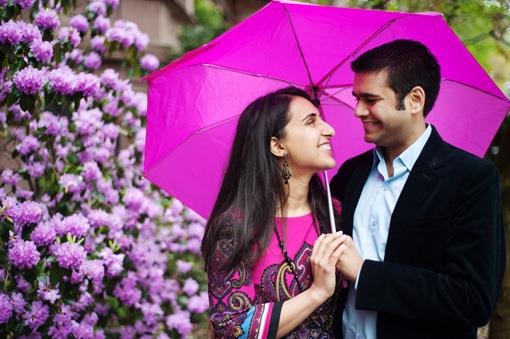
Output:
[330,126,506,339]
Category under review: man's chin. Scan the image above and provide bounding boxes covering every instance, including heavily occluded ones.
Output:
[363,134,377,144]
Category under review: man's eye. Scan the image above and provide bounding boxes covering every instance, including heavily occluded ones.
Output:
[306,119,316,125]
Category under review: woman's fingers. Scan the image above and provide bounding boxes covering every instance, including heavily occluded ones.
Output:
[310,233,325,263]
[312,233,343,269]
[330,243,345,266]
[322,234,342,259]
[321,235,344,270]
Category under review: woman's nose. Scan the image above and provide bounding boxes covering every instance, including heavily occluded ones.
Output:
[322,122,335,137]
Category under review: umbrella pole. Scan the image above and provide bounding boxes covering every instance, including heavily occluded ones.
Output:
[323,170,337,233]
[311,85,338,234]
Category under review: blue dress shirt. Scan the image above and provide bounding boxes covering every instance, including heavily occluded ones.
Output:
[342,125,432,339]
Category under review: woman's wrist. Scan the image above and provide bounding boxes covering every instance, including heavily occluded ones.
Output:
[307,284,332,305]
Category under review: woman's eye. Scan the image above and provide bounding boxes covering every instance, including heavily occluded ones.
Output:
[306,119,315,125]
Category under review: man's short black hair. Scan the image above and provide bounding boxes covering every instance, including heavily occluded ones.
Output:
[351,39,441,116]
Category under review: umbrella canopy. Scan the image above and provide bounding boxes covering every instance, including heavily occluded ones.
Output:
[144,0,510,219]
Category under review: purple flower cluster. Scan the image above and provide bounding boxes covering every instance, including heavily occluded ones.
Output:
[60,213,91,237]
[59,174,84,194]
[38,280,61,303]
[140,54,160,72]
[2,198,44,226]
[15,0,35,9]
[38,111,68,136]
[30,40,53,63]
[0,21,42,45]
[91,36,106,53]
[102,0,120,9]
[182,277,199,296]
[8,239,40,269]
[54,242,86,270]
[13,66,46,95]
[2,168,20,186]
[0,293,13,324]
[100,247,125,277]
[0,20,23,45]
[76,72,100,97]
[113,275,141,306]
[93,16,110,33]
[69,15,89,33]
[10,292,26,314]
[166,311,193,337]
[188,291,209,313]
[22,301,49,330]
[31,221,57,246]
[48,66,77,94]
[17,135,39,155]
[57,27,81,47]
[84,52,102,70]
[35,8,60,30]
[106,20,150,51]
[88,1,107,16]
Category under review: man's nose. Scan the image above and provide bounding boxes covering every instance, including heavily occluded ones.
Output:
[354,102,368,117]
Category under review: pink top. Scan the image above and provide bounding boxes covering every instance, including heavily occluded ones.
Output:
[207,213,340,338]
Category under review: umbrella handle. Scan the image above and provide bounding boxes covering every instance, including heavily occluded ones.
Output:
[323,170,337,233]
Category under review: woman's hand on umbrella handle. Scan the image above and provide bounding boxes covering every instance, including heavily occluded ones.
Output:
[335,234,364,282]
[308,232,343,302]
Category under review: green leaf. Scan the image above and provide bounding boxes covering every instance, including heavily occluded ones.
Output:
[5,90,19,107]
[50,262,62,285]
[177,294,189,307]
[0,219,11,242]
[19,93,36,112]
[107,295,120,308]
[115,305,129,320]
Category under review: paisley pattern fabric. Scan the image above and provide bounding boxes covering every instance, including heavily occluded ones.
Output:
[207,213,340,338]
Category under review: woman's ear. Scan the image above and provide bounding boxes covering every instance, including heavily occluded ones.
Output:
[270,137,286,157]
[408,86,425,115]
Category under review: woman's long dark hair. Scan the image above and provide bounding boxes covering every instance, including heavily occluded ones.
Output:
[201,87,340,272]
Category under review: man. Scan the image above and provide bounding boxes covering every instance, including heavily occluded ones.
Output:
[331,39,506,339]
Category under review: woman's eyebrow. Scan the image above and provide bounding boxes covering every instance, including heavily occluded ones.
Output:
[301,113,317,122]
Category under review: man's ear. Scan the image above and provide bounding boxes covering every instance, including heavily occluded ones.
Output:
[408,86,425,115]
[270,137,286,157]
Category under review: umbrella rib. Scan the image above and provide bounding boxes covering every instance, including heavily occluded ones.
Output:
[317,14,415,88]
[320,90,356,110]
[200,63,304,87]
[281,2,316,93]
[441,78,510,103]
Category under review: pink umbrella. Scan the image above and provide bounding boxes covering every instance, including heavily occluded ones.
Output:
[144,0,510,220]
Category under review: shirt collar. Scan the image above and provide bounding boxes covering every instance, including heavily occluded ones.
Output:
[372,124,432,173]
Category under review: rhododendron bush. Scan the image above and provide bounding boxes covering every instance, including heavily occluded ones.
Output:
[0,1,209,337]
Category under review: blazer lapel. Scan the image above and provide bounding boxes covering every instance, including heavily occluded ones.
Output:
[342,151,373,236]
[384,127,447,260]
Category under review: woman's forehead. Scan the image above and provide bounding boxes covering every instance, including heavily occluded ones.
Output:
[288,96,318,120]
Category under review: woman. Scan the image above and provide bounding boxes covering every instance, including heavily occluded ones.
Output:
[201,87,342,338]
